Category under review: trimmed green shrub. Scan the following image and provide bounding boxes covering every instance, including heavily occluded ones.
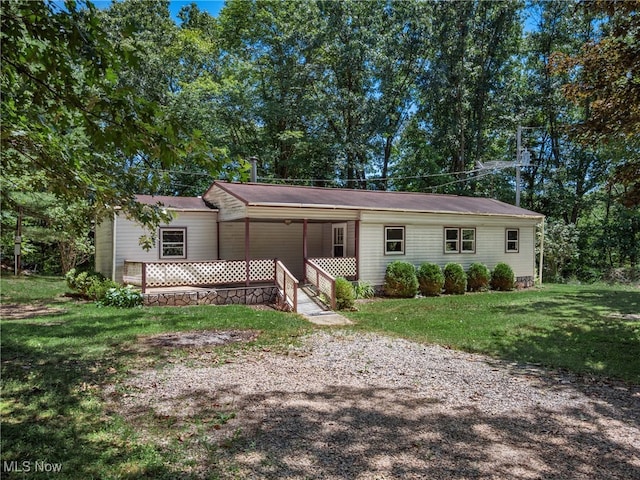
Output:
[417,262,444,296]
[384,261,418,298]
[443,263,466,295]
[335,277,356,310]
[354,281,375,299]
[491,263,515,291]
[467,263,491,292]
[99,285,143,308]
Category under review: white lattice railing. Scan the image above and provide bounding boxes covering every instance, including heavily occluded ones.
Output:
[123,261,143,286]
[305,259,336,310]
[125,259,277,292]
[307,257,357,280]
[275,260,298,312]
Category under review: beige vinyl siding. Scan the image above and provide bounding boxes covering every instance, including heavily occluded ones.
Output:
[94,215,114,280]
[359,213,541,286]
[113,211,217,283]
[218,221,324,280]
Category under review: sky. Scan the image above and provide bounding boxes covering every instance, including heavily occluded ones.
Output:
[166,1,224,20]
[90,1,225,21]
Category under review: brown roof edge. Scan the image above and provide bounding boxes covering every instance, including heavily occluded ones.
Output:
[134,194,216,211]
[207,181,544,218]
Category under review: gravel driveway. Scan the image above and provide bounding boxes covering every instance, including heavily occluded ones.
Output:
[110,331,640,479]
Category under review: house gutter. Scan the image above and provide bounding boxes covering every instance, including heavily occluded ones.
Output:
[245,202,544,220]
[112,206,216,214]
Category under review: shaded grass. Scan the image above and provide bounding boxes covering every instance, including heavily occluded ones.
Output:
[344,284,640,384]
[1,274,312,479]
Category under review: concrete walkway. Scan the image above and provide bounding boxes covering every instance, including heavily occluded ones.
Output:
[296,287,353,326]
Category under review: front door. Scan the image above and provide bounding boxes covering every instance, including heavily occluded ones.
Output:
[332,223,346,257]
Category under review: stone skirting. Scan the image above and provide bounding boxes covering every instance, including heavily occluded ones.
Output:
[144,286,278,307]
[515,276,535,288]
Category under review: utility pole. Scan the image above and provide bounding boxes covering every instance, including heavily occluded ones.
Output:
[516,126,522,207]
[14,206,22,276]
[516,126,532,208]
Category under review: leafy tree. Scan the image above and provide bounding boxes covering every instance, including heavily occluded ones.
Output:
[100,0,235,196]
[405,0,523,195]
[1,179,94,273]
[543,220,580,281]
[551,0,640,208]
[1,0,214,229]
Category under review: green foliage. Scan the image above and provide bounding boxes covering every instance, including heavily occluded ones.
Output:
[66,269,117,301]
[99,285,143,308]
[1,0,218,231]
[384,261,418,298]
[354,281,375,299]
[443,263,466,295]
[2,190,94,274]
[491,263,515,291]
[416,262,444,296]
[467,263,491,292]
[335,277,356,310]
[544,221,580,281]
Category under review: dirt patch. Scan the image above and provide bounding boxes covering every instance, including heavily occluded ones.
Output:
[0,303,66,320]
[140,330,260,349]
[608,312,640,322]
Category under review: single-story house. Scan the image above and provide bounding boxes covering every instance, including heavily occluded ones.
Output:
[95,181,544,308]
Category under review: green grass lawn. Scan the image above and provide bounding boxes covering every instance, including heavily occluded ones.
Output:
[1,275,638,479]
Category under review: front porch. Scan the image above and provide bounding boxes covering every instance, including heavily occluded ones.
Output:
[123,256,357,313]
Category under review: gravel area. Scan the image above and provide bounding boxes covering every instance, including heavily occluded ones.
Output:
[107,330,640,479]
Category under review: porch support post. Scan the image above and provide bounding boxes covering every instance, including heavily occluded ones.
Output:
[245,217,250,286]
[302,219,308,283]
[216,220,220,259]
[355,220,360,280]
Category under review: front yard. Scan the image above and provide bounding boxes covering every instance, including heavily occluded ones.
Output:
[1,275,638,479]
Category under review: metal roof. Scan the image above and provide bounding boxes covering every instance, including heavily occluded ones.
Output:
[209,182,543,218]
[134,195,214,211]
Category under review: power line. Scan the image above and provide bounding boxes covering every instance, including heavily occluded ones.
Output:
[136,164,500,186]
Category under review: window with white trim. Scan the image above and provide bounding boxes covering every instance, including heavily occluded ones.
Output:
[385,226,405,255]
[160,228,186,259]
[444,227,476,253]
[506,228,519,253]
[333,223,346,257]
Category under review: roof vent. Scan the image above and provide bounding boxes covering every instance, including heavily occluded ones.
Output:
[248,156,258,183]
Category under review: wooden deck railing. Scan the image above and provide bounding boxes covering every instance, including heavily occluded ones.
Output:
[275,260,298,312]
[304,259,337,310]
[123,259,276,293]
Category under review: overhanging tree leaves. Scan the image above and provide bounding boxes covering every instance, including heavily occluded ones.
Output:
[552,0,640,207]
[1,0,213,226]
